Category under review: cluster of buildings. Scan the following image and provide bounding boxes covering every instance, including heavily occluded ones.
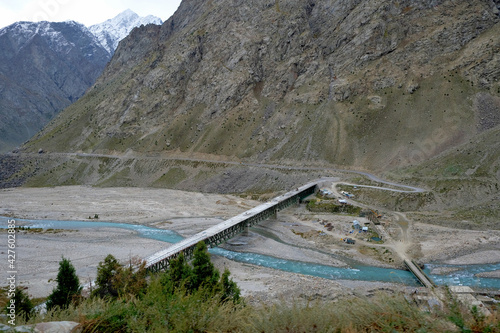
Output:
[352,219,369,232]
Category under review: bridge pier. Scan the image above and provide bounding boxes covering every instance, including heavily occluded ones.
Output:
[242,224,250,236]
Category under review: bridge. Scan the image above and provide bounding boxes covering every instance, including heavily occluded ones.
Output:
[404,259,436,288]
[145,179,438,291]
[145,182,318,272]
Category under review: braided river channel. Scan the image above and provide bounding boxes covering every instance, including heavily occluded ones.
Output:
[2,216,499,290]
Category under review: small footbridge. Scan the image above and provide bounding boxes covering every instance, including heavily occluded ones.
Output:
[404,259,436,288]
[145,182,318,273]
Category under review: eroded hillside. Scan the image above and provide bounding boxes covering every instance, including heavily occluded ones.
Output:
[21,0,499,169]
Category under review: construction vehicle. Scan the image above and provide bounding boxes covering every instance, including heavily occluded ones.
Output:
[371,210,382,218]
[343,238,356,245]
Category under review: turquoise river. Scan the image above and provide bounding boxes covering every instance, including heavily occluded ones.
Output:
[1,216,499,290]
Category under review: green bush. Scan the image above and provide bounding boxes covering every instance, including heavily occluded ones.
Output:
[92,255,147,299]
[79,280,246,332]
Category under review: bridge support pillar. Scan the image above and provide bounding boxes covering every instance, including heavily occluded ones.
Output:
[242,224,250,236]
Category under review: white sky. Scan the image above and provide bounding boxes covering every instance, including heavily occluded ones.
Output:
[0,0,182,29]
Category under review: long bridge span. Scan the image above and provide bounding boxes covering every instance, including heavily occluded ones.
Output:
[145,182,318,272]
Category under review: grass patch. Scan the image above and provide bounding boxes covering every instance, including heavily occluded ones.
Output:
[152,167,187,187]
[8,289,499,332]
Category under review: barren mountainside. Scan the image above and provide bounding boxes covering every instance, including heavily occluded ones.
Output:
[0,21,110,153]
[7,0,500,218]
[25,0,500,169]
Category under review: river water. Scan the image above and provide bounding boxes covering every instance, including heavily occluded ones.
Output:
[2,216,499,289]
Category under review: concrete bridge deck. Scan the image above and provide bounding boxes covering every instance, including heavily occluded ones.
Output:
[145,182,318,272]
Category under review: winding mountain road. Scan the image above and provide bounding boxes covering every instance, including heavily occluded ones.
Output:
[18,151,426,193]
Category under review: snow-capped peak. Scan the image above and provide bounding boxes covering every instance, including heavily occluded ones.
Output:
[0,21,96,55]
[89,9,163,55]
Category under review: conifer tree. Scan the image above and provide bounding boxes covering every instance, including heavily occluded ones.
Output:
[6,288,34,320]
[219,268,241,304]
[162,252,193,294]
[46,257,81,310]
[158,242,242,304]
[92,254,147,299]
[92,254,121,298]
[113,256,148,298]
[191,241,219,291]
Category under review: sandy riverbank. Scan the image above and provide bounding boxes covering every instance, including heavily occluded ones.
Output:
[1,186,498,300]
[412,222,500,265]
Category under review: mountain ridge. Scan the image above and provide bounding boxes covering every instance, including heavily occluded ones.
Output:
[25,0,500,168]
[0,20,109,152]
[0,10,162,153]
[89,9,163,56]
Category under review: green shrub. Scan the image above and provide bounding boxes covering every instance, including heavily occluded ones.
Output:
[92,255,147,299]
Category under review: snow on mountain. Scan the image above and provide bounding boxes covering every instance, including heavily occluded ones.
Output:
[0,20,111,153]
[89,9,163,56]
[0,9,162,152]
[0,20,98,56]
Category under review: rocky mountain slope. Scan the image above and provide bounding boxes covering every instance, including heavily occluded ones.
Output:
[0,10,162,153]
[25,0,500,168]
[0,21,109,153]
[3,0,499,222]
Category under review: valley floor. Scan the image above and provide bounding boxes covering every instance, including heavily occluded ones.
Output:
[0,186,499,301]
